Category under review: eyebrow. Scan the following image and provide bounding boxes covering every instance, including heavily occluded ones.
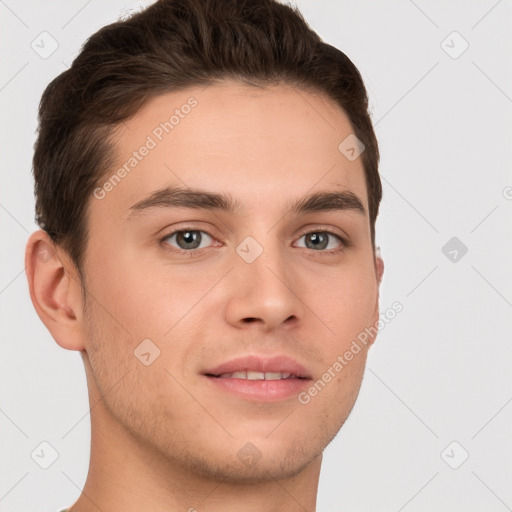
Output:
[127,186,366,219]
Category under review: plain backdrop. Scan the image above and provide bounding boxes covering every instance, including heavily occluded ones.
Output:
[1,1,511,511]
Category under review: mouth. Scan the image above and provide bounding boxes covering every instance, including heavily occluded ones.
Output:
[206,371,308,380]
[202,355,312,402]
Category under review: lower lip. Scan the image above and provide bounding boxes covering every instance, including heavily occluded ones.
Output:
[203,376,311,402]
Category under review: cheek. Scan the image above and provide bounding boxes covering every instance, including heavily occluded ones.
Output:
[84,242,181,339]
[83,299,174,410]
[297,346,368,438]
[312,266,378,337]
[82,303,133,402]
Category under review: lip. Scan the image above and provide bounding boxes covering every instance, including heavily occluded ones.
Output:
[202,355,312,403]
[203,355,312,379]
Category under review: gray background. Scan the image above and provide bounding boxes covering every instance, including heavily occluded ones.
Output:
[1,1,511,511]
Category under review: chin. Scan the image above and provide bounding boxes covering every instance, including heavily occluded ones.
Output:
[186,447,320,484]
[165,429,327,484]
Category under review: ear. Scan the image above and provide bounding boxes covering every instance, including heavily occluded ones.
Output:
[25,230,85,351]
[375,246,384,286]
[367,247,384,348]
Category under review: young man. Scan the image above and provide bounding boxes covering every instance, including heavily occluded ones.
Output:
[25,0,384,510]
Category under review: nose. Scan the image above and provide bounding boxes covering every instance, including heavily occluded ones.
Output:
[224,240,305,332]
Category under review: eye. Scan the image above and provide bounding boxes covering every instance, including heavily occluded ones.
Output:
[159,228,346,256]
[161,229,214,252]
[294,231,345,252]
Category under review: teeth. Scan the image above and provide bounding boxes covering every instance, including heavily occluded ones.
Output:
[217,371,296,380]
[247,371,265,380]
[264,372,282,380]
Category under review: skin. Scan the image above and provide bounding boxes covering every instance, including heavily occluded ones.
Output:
[26,81,384,512]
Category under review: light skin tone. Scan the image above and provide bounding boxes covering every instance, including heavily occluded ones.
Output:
[26,81,384,512]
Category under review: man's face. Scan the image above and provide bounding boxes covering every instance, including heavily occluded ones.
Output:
[80,81,380,481]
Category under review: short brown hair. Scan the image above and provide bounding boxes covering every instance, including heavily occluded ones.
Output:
[33,0,381,279]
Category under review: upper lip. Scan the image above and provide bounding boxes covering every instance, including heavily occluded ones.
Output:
[203,355,312,379]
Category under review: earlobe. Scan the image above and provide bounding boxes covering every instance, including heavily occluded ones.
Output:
[25,230,85,351]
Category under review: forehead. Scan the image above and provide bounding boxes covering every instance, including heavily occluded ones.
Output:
[95,81,368,220]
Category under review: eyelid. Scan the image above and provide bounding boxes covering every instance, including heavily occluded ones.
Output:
[299,225,348,241]
[158,221,221,241]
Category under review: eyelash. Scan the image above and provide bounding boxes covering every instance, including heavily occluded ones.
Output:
[159,226,349,257]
